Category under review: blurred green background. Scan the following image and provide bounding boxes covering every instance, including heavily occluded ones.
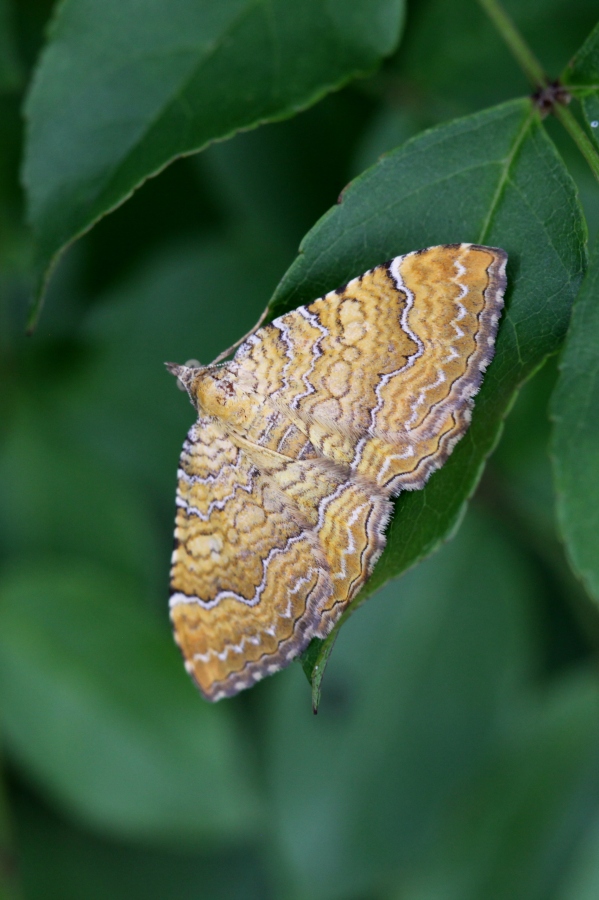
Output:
[3,1,599,898]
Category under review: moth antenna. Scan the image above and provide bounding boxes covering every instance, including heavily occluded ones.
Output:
[210,303,271,365]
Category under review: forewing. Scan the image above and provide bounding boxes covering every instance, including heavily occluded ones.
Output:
[230,243,506,493]
[354,243,507,492]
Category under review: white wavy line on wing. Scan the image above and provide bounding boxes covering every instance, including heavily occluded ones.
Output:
[172,479,352,613]
[254,407,282,444]
[271,317,296,398]
[186,568,318,667]
[314,479,374,585]
[372,258,424,423]
[376,443,416,484]
[405,367,447,429]
[331,500,370,582]
[170,531,308,610]
[352,254,423,470]
[405,253,472,430]
[176,475,255,521]
[176,459,246,486]
[445,346,460,363]
[440,256,469,362]
[288,307,328,410]
[452,257,468,334]
[237,319,296,444]
[276,422,298,454]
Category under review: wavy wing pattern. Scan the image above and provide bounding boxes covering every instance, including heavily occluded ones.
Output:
[169,244,507,700]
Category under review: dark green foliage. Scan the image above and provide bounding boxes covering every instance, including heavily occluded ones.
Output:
[22,0,405,323]
[3,0,599,897]
[552,238,599,601]
[273,99,585,598]
[565,21,599,149]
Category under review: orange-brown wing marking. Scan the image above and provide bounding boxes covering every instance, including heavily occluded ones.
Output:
[170,418,332,701]
[170,419,391,700]
[354,244,506,491]
[170,243,506,701]
[228,261,419,465]
[227,434,392,638]
[231,243,506,492]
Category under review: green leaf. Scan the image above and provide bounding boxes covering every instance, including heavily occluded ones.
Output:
[391,0,599,118]
[563,20,599,149]
[266,509,542,899]
[15,789,270,900]
[60,238,284,491]
[0,407,160,588]
[0,560,260,842]
[0,757,21,900]
[559,812,599,900]
[0,0,22,93]
[22,0,405,327]
[395,671,599,900]
[299,627,339,714]
[272,98,585,689]
[488,359,591,624]
[551,235,599,601]
[566,20,599,84]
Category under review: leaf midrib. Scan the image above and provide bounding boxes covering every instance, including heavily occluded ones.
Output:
[275,102,533,306]
[477,105,535,244]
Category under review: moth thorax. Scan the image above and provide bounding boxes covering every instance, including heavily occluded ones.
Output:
[194,371,247,425]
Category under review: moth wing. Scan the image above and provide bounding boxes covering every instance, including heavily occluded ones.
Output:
[231,243,507,493]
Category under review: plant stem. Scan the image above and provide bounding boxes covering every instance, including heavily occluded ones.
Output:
[553,103,599,186]
[477,0,547,87]
[478,0,599,185]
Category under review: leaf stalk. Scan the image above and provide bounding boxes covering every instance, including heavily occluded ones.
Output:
[478,0,599,187]
[476,0,547,87]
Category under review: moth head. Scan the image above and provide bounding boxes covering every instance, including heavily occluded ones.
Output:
[166,362,245,423]
[165,361,205,409]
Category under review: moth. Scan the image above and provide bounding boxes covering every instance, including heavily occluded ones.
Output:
[166,243,507,701]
